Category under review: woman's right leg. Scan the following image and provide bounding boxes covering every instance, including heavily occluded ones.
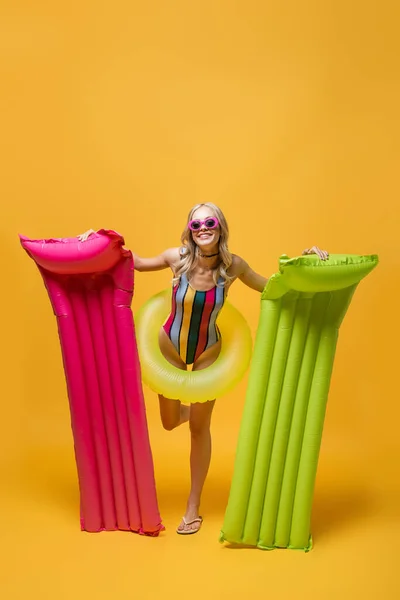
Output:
[158,395,190,431]
[158,328,189,431]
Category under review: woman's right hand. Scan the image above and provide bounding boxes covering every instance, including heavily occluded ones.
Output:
[77,229,96,242]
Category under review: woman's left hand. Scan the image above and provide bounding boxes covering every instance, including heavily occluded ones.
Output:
[302,246,329,261]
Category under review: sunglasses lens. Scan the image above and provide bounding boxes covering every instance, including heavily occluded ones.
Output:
[190,220,201,230]
[205,218,217,229]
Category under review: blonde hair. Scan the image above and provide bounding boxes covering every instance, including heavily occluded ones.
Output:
[173,203,233,287]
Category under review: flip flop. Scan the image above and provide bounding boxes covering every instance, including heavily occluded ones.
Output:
[176,516,203,535]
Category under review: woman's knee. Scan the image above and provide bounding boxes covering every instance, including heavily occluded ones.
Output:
[189,419,210,437]
[161,417,178,431]
[189,401,215,436]
[158,394,181,431]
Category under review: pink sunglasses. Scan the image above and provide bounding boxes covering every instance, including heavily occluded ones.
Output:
[188,217,219,231]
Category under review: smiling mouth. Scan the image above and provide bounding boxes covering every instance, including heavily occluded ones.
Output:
[198,233,212,239]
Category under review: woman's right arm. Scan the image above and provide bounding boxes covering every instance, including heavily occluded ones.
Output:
[133,248,180,272]
[77,230,180,273]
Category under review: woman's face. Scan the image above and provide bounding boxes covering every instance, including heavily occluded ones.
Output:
[189,206,221,251]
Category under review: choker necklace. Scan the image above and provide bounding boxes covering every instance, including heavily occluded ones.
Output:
[198,251,219,258]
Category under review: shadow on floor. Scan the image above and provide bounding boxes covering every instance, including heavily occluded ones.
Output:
[310,480,380,540]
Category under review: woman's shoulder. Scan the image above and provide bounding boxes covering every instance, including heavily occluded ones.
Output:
[229,253,247,275]
[164,246,188,256]
[161,247,183,266]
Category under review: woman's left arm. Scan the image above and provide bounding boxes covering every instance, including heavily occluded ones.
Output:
[231,256,268,293]
[239,263,268,292]
[233,245,329,293]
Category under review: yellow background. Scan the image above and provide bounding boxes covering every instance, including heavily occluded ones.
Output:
[1,1,399,598]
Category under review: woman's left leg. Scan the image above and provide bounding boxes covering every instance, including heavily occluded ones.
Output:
[177,400,215,533]
[177,342,220,534]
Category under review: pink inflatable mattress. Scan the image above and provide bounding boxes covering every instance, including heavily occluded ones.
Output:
[20,230,163,535]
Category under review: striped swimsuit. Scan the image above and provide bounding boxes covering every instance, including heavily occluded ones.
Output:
[163,272,225,365]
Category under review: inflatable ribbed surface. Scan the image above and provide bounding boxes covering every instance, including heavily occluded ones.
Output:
[20,231,163,535]
[220,254,378,550]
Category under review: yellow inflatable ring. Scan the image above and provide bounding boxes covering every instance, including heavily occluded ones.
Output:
[135,289,252,403]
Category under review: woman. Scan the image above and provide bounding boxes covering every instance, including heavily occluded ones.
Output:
[78,203,328,535]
